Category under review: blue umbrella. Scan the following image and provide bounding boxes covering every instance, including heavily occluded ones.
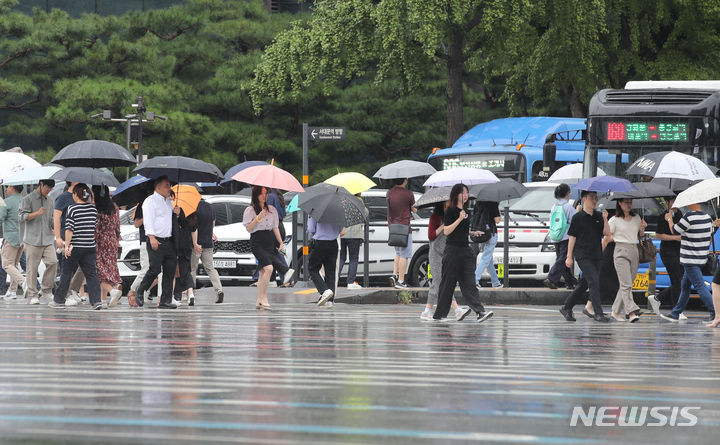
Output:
[221,161,269,185]
[112,175,152,206]
[571,176,637,193]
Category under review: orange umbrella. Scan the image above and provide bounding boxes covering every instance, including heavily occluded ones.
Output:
[170,184,201,216]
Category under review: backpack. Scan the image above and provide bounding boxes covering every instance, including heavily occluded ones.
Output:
[470,205,493,244]
[549,204,568,242]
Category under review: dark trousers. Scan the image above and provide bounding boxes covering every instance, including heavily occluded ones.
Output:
[53,247,101,305]
[137,239,177,305]
[174,249,193,297]
[563,257,604,316]
[339,238,362,284]
[657,251,682,307]
[547,240,576,285]
[433,245,486,319]
[309,240,338,300]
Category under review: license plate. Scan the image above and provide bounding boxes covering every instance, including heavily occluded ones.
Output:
[633,273,649,290]
[213,259,237,269]
[496,257,521,264]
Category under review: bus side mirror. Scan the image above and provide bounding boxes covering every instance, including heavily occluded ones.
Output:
[543,136,557,174]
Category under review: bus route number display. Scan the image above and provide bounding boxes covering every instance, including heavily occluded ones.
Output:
[606,121,688,143]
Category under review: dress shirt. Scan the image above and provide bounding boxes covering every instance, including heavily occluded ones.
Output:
[308,217,343,240]
[142,191,173,238]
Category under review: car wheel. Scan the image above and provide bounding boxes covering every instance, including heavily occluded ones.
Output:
[408,251,430,287]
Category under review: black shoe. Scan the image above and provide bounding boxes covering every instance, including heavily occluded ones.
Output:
[135,292,144,307]
[544,278,558,289]
[158,302,178,309]
[559,307,576,322]
[457,307,473,321]
[477,311,494,323]
[388,274,397,287]
[593,314,610,323]
[215,290,224,304]
[565,283,576,290]
[582,308,595,319]
[92,302,103,310]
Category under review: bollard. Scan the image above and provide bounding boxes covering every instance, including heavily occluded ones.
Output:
[503,205,510,287]
[292,212,298,281]
[363,221,370,288]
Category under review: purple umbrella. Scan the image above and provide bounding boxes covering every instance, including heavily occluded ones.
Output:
[571,176,637,193]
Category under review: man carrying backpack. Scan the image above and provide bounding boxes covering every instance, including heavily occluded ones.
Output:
[545,183,577,289]
[473,200,502,288]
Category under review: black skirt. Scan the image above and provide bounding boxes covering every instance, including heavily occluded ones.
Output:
[250,230,276,268]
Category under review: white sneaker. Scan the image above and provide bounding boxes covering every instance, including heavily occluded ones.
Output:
[65,295,79,307]
[347,282,362,289]
[325,301,335,308]
[317,289,334,306]
[455,307,472,321]
[29,297,40,305]
[283,268,295,284]
[678,313,688,321]
[420,308,433,321]
[108,289,122,307]
[492,284,504,289]
[2,292,17,301]
[40,293,54,304]
[648,294,661,314]
[268,281,277,288]
[101,301,109,309]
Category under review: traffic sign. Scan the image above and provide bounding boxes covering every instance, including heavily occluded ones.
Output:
[309,127,345,141]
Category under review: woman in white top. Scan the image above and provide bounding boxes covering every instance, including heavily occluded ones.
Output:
[607,198,647,322]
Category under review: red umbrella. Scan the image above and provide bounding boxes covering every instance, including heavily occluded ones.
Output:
[232,163,304,192]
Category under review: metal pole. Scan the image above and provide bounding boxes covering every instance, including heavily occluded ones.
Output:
[302,123,309,281]
[503,205,510,287]
[136,95,144,165]
[582,146,598,179]
[363,221,370,287]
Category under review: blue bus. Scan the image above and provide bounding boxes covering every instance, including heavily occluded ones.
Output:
[427,117,592,182]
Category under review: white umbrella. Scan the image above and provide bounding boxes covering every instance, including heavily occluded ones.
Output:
[673,178,720,208]
[626,151,716,181]
[2,165,62,186]
[548,163,606,183]
[0,152,41,183]
[373,160,436,179]
[423,167,499,187]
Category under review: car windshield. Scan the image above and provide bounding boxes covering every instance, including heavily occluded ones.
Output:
[509,188,557,215]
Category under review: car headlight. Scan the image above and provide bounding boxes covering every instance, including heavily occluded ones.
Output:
[121,232,140,242]
[541,233,555,252]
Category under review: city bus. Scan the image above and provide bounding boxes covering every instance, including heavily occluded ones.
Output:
[427,117,587,182]
[584,80,720,295]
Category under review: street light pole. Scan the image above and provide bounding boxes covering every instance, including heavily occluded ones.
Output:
[135,95,145,165]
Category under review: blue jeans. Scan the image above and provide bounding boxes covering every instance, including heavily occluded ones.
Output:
[671,265,715,318]
[475,233,500,287]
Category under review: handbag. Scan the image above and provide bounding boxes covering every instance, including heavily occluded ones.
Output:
[637,237,657,263]
[702,230,718,275]
[388,224,409,247]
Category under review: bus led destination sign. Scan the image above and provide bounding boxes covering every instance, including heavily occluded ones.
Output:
[606,121,688,143]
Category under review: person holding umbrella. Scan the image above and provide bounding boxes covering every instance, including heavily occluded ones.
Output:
[308,215,344,307]
[243,186,294,310]
[432,183,494,323]
[649,195,683,313]
[133,177,178,309]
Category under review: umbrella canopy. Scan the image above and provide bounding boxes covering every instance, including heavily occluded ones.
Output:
[133,156,222,183]
[649,177,699,193]
[469,178,527,202]
[170,184,201,216]
[373,160,436,179]
[2,165,61,186]
[548,163,607,183]
[572,176,637,193]
[52,167,120,187]
[673,178,720,208]
[286,194,301,214]
[423,167,499,187]
[0,152,41,182]
[220,160,269,185]
[324,172,376,195]
[112,175,152,207]
[51,140,136,168]
[232,164,304,193]
[291,183,368,226]
[416,186,453,208]
[612,182,674,200]
[626,151,716,181]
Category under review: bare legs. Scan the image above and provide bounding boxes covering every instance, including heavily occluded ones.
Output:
[256,264,273,308]
[706,283,720,328]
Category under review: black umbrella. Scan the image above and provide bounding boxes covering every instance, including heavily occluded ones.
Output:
[112,175,153,207]
[133,156,222,183]
[295,183,368,226]
[469,178,528,202]
[51,167,121,187]
[51,140,136,168]
[611,182,674,200]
